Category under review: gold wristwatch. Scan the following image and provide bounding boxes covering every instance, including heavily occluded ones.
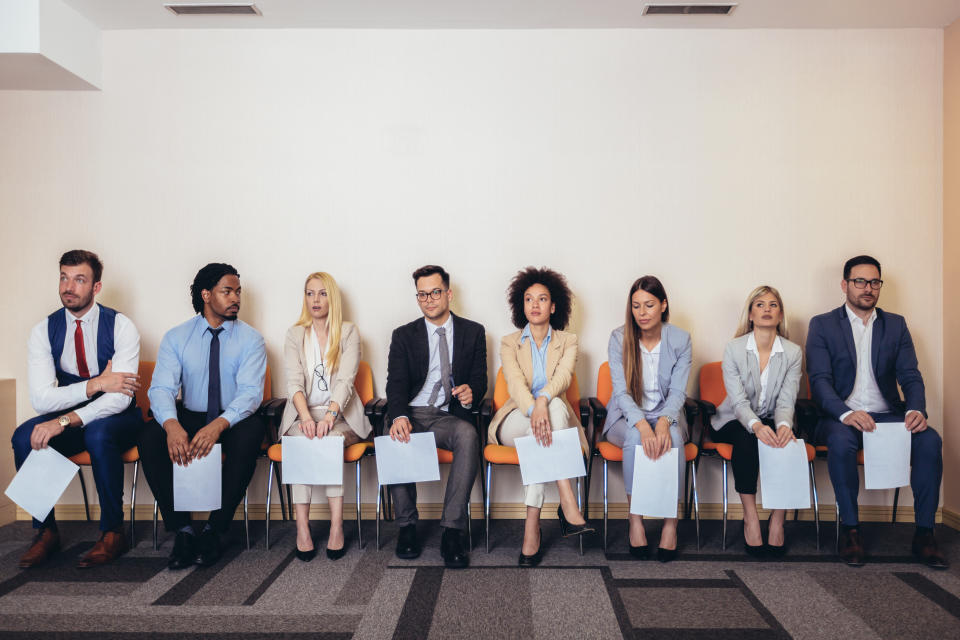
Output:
[58,416,71,428]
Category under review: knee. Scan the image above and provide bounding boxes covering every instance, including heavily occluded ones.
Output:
[622,426,641,447]
[11,420,37,453]
[913,427,942,458]
[82,421,114,454]
[548,397,569,426]
[454,421,479,453]
[825,422,857,456]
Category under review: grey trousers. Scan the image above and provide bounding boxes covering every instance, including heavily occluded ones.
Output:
[389,406,479,531]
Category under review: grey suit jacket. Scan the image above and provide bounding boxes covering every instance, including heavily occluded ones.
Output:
[710,333,802,432]
[603,323,692,439]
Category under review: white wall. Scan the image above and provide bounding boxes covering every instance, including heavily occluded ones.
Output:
[0,27,944,512]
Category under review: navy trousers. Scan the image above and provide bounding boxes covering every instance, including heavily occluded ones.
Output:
[11,405,142,531]
[815,412,942,528]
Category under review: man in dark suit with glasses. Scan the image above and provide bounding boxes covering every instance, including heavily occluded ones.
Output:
[385,265,487,568]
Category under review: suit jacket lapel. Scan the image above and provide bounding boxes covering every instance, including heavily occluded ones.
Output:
[871,309,884,379]
[765,350,784,409]
[451,313,466,382]
[658,326,674,393]
[837,305,857,367]
[746,343,761,395]
[413,319,429,380]
[546,331,562,377]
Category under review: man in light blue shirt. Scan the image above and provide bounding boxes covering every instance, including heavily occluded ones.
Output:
[139,263,267,570]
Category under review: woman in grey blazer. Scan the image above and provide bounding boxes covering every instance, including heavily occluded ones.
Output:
[280,272,372,561]
[710,285,801,557]
[603,276,691,562]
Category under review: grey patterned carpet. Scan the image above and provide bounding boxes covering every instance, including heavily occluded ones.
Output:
[0,517,957,639]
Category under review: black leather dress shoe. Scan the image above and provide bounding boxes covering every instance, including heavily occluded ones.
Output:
[168,531,196,570]
[629,544,650,560]
[557,506,595,538]
[195,528,222,567]
[395,524,421,560]
[839,529,865,567]
[912,530,948,569]
[441,528,469,569]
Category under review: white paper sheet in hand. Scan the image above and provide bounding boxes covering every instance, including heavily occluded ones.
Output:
[863,422,911,489]
[174,443,222,511]
[374,432,441,485]
[630,447,679,518]
[4,448,79,522]
[281,435,344,486]
[758,439,811,510]
[515,428,586,485]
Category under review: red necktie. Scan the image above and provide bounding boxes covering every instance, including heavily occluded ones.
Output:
[74,320,90,378]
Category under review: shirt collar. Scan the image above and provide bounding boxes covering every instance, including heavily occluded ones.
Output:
[520,323,552,345]
[198,315,235,337]
[424,314,453,336]
[66,303,99,326]
[639,340,660,355]
[845,304,877,327]
[746,331,784,354]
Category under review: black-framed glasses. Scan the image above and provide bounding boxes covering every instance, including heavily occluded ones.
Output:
[313,363,328,392]
[416,288,445,302]
[846,278,883,290]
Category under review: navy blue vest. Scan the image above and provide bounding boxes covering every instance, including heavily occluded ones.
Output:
[47,303,118,387]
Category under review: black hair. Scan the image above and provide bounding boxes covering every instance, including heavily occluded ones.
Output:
[190,263,239,314]
[412,265,450,288]
[507,266,573,330]
[843,255,881,279]
[60,250,103,283]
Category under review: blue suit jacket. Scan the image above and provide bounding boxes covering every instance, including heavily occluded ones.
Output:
[805,305,925,421]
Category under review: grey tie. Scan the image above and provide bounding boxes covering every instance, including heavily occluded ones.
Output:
[428,327,453,407]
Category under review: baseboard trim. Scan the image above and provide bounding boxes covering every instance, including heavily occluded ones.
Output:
[16,502,943,523]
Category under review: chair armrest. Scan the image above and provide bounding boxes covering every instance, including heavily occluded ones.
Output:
[578,398,591,430]
[794,398,819,441]
[363,397,382,419]
[373,399,389,436]
[479,398,493,424]
[697,400,717,417]
[258,397,287,443]
[587,397,606,447]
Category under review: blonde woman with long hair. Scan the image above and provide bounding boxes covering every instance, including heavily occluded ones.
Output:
[602,276,692,562]
[710,285,802,558]
[279,272,371,561]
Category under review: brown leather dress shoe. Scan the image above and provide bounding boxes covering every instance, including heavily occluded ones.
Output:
[839,529,865,567]
[77,530,129,568]
[912,530,948,570]
[18,528,61,568]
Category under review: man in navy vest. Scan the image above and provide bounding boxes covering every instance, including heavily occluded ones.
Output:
[12,250,143,568]
[807,255,946,569]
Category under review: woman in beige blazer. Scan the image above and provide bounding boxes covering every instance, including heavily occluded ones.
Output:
[488,267,594,567]
[710,285,802,558]
[281,272,372,562]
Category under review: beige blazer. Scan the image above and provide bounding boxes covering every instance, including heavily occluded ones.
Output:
[279,321,372,439]
[487,328,582,445]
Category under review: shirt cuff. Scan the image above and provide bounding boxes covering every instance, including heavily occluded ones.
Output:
[535,391,551,402]
[776,421,791,429]
[73,405,93,426]
[526,405,533,417]
[905,409,923,420]
[393,415,409,424]
[747,418,760,430]
[221,409,241,428]
[838,410,853,424]
[461,403,471,410]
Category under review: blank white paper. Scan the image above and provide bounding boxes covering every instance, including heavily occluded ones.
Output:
[281,435,344,486]
[630,447,679,518]
[174,443,222,511]
[515,428,586,486]
[758,439,811,510]
[4,448,79,522]
[863,422,911,490]
[374,432,441,485]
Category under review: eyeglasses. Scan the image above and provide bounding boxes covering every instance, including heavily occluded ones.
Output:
[846,278,883,290]
[416,288,445,302]
[313,363,328,392]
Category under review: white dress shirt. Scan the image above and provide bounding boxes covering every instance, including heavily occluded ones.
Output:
[305,328,332,408]
[639,340,663,412]
[745,331,789,429]
[27,304,140,425]
[409,315,455,410]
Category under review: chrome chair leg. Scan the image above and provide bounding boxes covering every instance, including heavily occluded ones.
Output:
[467,501,473,549]
[892,487,900,523]
[721,459,728,551]
[835,499,840,551]
[273,460,286,522]
[810,462,820,550]
[78,470,91,521]
[691,461,700,551]
[130,460,139,546]
[602,460,609,552]
[244,490,250,550]
[485,462,492,553]
[265,460,274,549]
[376,482,382,551]
[576,477,583,556]
[356,458,363,550]
[152,499,159,551]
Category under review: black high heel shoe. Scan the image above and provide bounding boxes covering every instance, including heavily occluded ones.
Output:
[629,543,650,559]
[744,542,766,559]
[518,528,543,567]
[557,506,595,538]
[296,547,317,562]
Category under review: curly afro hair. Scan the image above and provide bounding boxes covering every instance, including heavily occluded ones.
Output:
[507,266,573,330]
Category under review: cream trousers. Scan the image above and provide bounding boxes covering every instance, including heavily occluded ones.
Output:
[287,406,361,503]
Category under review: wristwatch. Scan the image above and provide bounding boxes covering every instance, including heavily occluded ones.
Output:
[326,409,340,418]
[58,416,71,428]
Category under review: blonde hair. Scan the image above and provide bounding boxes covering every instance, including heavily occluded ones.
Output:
[296,272,343,374]
[735,285,789,339]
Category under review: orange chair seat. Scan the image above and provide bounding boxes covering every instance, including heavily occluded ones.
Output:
[268,441,374,463]
[684,442,698,462]
[805,442,816,462]
[598,441,699,463]
[701,440,733,460]
[437,448,454,464]
[70,446,140,465]
[484,444,520,465]
[814,445,865,464]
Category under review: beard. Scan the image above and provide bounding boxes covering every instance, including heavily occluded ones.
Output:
[847,291,877,311]
[60,291,93,312]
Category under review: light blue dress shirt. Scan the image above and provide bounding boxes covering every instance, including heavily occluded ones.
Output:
[520,324,552,416]
[149,315,267,427]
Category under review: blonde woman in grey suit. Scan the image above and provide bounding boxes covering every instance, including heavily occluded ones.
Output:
[280,272,372,561]
[710,285,802,558]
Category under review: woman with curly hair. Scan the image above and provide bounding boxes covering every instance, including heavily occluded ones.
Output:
[603,276,691,562]
[487,266,594,566]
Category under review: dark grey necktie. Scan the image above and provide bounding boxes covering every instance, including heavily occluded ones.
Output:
[206,327,224,424]
[427,327,453,407]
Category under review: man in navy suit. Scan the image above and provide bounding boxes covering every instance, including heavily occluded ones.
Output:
[806,255,945,568]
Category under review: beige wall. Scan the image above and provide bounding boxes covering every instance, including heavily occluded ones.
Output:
[0,28,945,512]
[945,20,960,517]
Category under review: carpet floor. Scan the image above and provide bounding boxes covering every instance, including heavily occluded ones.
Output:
[0,517,956,639]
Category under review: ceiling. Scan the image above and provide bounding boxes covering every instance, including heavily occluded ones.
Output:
[61,0,960,30]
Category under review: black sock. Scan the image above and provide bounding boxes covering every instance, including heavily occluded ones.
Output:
[841,524,859,534]
[915,526,933,536]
